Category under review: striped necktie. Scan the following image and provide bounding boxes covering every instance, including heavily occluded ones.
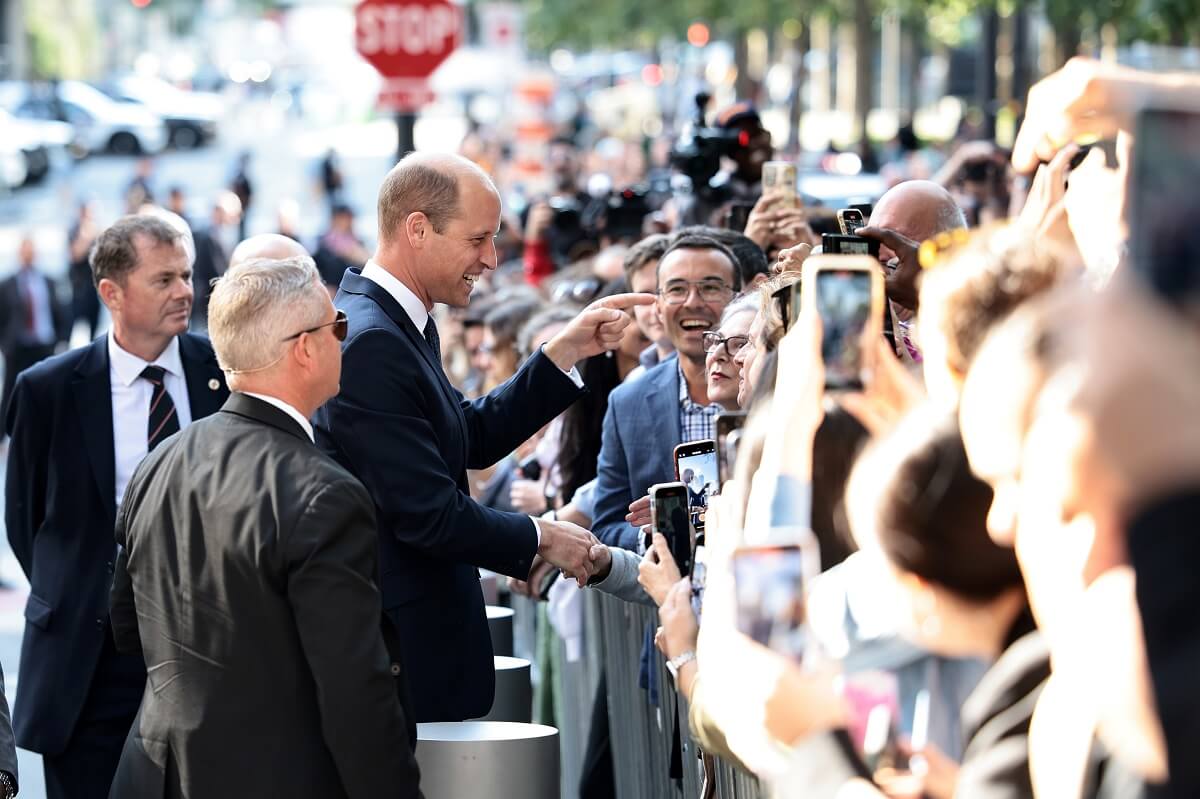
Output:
[141,365,180,451]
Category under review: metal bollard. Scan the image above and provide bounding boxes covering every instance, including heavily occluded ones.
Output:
[486,604,515,657]
[479,655,532,723]
[479,569,500,605]
[416,721,559,799]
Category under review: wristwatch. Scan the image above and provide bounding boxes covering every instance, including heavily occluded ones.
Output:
[666,650,696,682]
[0,769,16,798]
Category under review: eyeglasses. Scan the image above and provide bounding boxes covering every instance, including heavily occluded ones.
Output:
[702,331,751,358]
[282,309,348,342]
[658,280,734,305]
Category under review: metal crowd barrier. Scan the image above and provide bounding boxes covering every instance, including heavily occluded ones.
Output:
[507,582,767,798]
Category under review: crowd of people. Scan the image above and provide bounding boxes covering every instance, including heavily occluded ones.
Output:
[0,56,1198,799]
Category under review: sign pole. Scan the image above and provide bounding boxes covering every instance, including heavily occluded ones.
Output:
[396,111,416,164]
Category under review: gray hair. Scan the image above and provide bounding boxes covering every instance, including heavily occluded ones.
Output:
[90,214,186,288]
[720,291,761,325]
[207,256,328,376]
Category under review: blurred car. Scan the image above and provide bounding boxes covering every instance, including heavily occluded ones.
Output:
[0,107,76,185]
[0,80,168,156]
[99,75,223,150]
[0,140,27,191]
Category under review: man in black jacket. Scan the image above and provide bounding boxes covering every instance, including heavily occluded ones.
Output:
[109,254,421,798]
[5,215,229,799]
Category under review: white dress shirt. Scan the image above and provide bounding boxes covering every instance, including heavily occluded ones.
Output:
[361,260,592,547]
[109,333,193,508]
[243,392,315,443]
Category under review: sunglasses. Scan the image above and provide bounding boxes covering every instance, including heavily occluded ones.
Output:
[282,309,348,342]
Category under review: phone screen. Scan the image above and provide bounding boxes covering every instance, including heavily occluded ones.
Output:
[652,486,693,575]
[732,545,806,660]
[716,413,747,487]
[817,269,873,389]
[838,209,865,235]
[1130,110,1200,306]
[675,443,718,531]
[822,234,880,259]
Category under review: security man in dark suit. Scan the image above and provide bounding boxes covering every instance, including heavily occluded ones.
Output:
[4,215,228,799]
[109,255,421,798]
[315,152,653,721]
[0,236,70,429]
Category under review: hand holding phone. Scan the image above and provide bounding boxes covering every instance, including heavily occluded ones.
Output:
[762,161,799,207]
[837,208,866,235]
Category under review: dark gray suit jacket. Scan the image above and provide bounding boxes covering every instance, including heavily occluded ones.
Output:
[592,356,682,550]
[108,393,422,799]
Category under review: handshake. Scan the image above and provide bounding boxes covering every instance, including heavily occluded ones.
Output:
[530,518,609,589]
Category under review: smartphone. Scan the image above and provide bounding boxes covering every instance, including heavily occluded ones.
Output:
[837,208,866,236]
[822,233,880,259]
[802,255,886,390]
[848,202,873,220]
[1129,109,1200,308]
[762,160,799,207]
[674,439,717,532]
[732,544,806,660]
[715,412,747,487]
[517,453,542,482]
[725,201,754,232]
[650,481,693,576]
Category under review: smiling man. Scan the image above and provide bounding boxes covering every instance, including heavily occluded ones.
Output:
[592,233,742,550]
[4,214,229,799]
[314,152,652,722]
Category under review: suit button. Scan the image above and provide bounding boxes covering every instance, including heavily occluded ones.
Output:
[390,663,401,676]
[95,618,104,629]
[106,561,114,572]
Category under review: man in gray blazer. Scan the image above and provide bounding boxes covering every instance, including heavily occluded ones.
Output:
[592,234,741,550]
[108,255,421,798]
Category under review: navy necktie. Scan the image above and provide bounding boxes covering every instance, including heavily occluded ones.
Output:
[423,317,442,364]
[141,365,180,451]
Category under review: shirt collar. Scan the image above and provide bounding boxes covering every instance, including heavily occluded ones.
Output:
[241,392,315,443]
[361,259,429,332]
[108,332,184,388]
[677,359,725,413]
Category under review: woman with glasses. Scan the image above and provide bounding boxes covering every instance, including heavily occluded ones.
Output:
[703,293,760,410]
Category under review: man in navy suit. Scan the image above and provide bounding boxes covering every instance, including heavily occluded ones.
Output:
[592,234,742,550]
[315,152,652,722]
[5,215,228,799]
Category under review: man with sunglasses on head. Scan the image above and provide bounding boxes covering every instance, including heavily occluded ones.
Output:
[108,255,423,798]
[592,233,743,551]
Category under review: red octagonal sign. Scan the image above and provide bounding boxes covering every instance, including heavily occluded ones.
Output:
[355,0,463,81]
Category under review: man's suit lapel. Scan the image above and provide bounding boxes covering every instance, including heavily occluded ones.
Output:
[179,333,227,418]
[71,337,117,523]
[339,269,469,434]
[641,358,683,478]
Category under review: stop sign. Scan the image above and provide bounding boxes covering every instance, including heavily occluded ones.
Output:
[355,0,463,81]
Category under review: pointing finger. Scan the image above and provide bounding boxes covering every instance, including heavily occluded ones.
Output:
[593,292,657,311]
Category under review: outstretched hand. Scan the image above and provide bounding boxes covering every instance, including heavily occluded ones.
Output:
[543,293,657,370]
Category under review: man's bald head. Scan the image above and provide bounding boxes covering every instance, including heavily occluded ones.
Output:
[377,152,498,244]
[230,234,310,268]
[870,180,966,243]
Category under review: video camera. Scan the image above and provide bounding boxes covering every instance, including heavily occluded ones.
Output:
[669,92,743,197]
